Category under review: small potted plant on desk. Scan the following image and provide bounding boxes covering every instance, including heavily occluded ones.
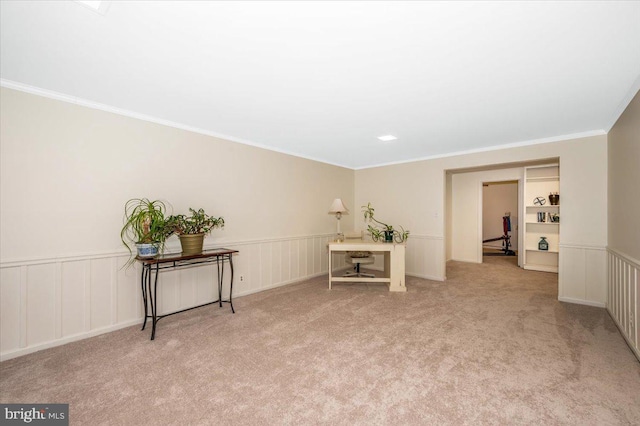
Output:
[120,198,170,266]
[165,208,224,255]
[362,202,409,243]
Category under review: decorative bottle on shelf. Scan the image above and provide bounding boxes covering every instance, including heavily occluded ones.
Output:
[549,192,559,205]
[538,237,549,251]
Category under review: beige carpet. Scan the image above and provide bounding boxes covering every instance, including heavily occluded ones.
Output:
[1,257,639,425]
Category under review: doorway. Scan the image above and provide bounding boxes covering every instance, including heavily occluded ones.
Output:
[482,180,519,264]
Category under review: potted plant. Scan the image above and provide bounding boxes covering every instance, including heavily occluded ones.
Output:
[165,208,224,255]
[362,202,409,243]
[120,198,170,265]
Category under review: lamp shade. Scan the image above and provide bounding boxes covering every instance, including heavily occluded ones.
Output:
[328,198,348,214]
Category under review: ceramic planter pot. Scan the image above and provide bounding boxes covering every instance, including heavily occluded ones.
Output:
[179,233,205,255]
[136,243,159,258]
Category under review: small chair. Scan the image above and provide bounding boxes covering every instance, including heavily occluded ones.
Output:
[343,231,375,278]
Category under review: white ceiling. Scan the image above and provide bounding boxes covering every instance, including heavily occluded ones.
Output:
[2,1,639,169]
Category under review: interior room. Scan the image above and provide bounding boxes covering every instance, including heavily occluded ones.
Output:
[481,180,518,258]
[1,1,639,424]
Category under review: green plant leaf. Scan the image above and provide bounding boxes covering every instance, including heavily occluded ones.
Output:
[362,202,408,242]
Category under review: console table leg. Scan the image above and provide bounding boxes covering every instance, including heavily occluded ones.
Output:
[229,254,235,313]
[141,265,149,331]
[328,248,333,289]
[150,263,160,341]
[217,256,223,308]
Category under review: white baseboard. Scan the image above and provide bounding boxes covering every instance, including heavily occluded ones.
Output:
[234,270,331,297]
[406,272,445,282]
[0,319,141,362]
[558,296,605,308]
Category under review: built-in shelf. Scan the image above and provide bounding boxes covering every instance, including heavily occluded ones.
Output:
[526,248,559,254]
[523,164,560,273]
[526,176,560,182]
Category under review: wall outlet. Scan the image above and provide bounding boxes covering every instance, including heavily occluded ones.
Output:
[240,275,244,282]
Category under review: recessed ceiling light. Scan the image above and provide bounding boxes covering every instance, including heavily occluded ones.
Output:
[377,135,397,142]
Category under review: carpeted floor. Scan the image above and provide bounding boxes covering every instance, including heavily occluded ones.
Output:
[1,257,639,425]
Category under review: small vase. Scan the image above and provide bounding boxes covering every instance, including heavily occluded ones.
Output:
[538,237,549,251]
[384,230,394,243]
[549,193,559,206]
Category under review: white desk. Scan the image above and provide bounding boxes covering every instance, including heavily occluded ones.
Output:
[328,241,406,292]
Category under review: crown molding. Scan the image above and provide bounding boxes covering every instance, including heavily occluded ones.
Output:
[0,79,353,170]
[605,72,640,132]
[1,79,610,172]
[355,129,607,170]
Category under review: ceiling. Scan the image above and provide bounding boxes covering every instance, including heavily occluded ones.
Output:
[2,1,639,169]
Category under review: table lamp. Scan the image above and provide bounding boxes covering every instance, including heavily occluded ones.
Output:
[328,198,348,240]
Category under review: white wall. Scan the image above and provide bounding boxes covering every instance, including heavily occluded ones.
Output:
[355,134,608,306]
[608,90,640,262]
[0,87,354,359]
[0,88,355,260]
[607,89,639,360]
[450,168,522,263]
[354,162,446,280]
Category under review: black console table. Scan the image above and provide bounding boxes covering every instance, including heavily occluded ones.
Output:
[137,248,239,340]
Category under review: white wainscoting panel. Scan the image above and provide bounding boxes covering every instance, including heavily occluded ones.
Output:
[558,244,607,307]
[61,261,86,338]
[27,264,57,347]
[405,235,445,281]
[0,233,446,360]
[0,234,337,361]
[0,266,21,352]
[607,248,639,361]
